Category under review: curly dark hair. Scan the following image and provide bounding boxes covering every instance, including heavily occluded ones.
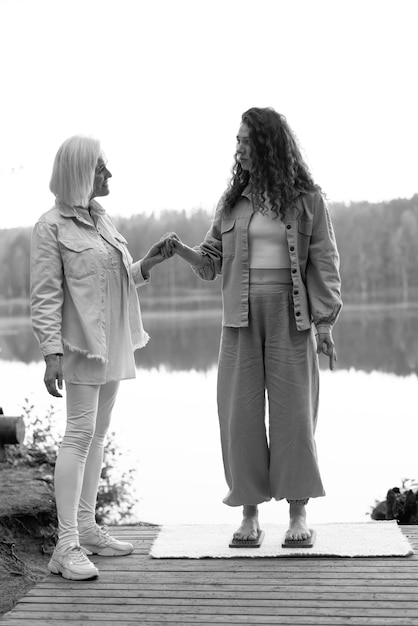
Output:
[222,107,321,219]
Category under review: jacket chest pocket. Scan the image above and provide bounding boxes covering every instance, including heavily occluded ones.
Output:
[221,220,236,258]
[58,237,96,279]
[297,219,313,261]
[298,219,313,237]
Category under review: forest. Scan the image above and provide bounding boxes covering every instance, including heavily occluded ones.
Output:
[1,194,418,313]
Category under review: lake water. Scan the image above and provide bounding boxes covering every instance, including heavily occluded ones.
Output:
[0,304,417,528]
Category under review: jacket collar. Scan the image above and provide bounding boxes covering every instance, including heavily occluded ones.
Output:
[241,184,252,199]
[240,184,303,202]
[57,199,106,222]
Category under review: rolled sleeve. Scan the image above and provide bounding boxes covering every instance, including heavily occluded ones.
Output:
[131,259,151,287]
[30,221,65,357]
[191,204,223,281]
[315,324,332,334]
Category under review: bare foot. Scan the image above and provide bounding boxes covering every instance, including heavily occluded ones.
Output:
[233,505,259,541]
[285,502,311,541]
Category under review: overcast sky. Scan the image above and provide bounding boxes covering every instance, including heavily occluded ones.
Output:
[1,0,417,229]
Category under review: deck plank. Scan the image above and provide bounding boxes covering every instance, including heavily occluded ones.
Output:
[1,525,417,626]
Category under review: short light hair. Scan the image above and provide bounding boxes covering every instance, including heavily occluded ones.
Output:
[49,135,102,207]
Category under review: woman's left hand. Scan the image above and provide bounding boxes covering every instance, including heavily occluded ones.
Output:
[145,241,170,264]
[316,332,337,371]
[44,354,63,397]
[141,241,172,276]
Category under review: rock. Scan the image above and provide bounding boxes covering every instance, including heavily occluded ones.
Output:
[371,500,386,520]
[371,487,418,524]
[0,467,55,520]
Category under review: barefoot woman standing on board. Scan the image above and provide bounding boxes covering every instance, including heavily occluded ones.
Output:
[161,107,342,547]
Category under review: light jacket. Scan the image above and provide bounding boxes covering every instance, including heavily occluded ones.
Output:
[30,199,149,361]
[192,188,342,333]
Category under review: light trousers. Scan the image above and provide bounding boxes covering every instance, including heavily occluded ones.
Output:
[217,280,325,507]
[54,381,119,548]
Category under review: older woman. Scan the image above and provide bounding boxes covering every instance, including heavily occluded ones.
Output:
[162,107,342,548]
[30,135,166,580]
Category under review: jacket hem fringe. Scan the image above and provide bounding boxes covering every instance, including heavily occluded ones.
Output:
[63,339,108,363]
[134,332,150,350]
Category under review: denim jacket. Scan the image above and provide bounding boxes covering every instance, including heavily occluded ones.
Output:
[30,199,149,361]
[193,189,342,333]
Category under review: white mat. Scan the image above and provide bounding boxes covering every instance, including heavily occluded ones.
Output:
[150,521,414,559]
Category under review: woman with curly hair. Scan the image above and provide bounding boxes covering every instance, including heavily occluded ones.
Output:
[162,107,342,547]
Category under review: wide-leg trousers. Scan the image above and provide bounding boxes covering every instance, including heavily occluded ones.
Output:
[217,279,325,507]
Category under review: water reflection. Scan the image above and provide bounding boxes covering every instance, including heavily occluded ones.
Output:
[0,325,40,363]
[1,304,418,376]
[332,305,418,376]
[136,312,221,371]
[0,328,416,527]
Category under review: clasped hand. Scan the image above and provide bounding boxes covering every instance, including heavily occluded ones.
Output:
[143,232,181,265]
[141,233,182,276]
[159,232,181,259]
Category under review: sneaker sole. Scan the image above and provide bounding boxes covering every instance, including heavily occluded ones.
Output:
[48,560,99,581]
[80,545,133,557]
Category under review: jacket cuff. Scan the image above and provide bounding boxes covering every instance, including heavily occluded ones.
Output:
[315,323,332,335]
[131,260,151,287]
[41,343,64,358]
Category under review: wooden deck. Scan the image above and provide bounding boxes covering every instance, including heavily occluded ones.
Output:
[1,525,417,626]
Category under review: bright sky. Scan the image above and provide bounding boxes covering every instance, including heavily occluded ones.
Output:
[1,0,417,229]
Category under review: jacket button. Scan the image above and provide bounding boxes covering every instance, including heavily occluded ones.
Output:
[290,246,295,252]
[295,311,301,316]
[286,224,291,229]
[294,290,299,295]
[292,268,297,274]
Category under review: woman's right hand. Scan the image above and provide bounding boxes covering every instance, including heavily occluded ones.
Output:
[160,232,183,258]
[44,354,63,397]
[159,232,204,268]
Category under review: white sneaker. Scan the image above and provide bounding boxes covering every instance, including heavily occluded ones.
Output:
[79,524,134,556]
[48,542,99,580]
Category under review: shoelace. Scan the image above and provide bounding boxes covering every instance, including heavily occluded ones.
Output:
[68,545,91,563]
[94,524,114,544]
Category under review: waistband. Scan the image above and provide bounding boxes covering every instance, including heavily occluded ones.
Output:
[249,268,292,285]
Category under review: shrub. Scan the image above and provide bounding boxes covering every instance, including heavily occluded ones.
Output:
[6,399,137,525]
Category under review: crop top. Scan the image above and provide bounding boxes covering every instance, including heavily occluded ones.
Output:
[248,209,291,269]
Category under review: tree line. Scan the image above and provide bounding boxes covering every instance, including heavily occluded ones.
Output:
[1,194,417,308]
